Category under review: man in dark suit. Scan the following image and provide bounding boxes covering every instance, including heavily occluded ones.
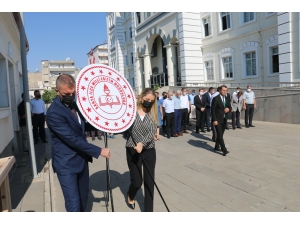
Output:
[46,74,110,212]
[211,85,231,156]
[225,92,231,130]
[204,87,214,132]
[194,88,207,133]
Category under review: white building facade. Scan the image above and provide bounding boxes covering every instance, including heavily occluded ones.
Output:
[107,12,300,95]
[87,42,109,65]
[0,12,29,157]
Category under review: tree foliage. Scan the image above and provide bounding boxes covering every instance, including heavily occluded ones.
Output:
[42,89,57,104]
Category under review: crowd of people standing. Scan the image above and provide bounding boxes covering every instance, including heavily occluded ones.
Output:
[154,85,256,155]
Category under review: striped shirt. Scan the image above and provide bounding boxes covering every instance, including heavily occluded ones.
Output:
[126,112,157,149]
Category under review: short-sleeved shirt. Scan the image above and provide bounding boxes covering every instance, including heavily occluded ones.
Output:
[243,91,255,104]
[162,98,174,113]
[174,96,181,109]
[189,94,195,104]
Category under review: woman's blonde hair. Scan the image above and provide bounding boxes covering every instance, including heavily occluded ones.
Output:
[137,88,158,124]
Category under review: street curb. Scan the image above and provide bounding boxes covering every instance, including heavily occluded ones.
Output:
[44,131,52,212]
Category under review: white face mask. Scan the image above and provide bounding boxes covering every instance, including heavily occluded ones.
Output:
[199,92,204,95]
[247,88,251,92]
[236,90,239,93]
[183,92,186,96]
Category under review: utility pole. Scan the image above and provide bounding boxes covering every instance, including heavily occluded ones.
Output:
[18,13,38,178]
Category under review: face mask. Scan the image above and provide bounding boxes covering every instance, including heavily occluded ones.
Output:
[192,92,195,95]
[200,92,204,95]
[61,95,75,106]
[183,92,186,96]
[142,100,154,109]
[247,89,251,92]
[236,90,239,93]
[163,96,167,99]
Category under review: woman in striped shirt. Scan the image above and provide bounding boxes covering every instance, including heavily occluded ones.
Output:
[126,88,158,212]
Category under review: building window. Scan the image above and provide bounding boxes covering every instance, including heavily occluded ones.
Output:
[144,12,151,19]
[205,61,214,80]
[132,77,135,88]
[271,47,279,73]
[245,52,256,76]
[151,40,157,58]
[221,12,231,30]
[0,55,9,108]
[136,12,141,24]
[243,12,254,23]
[125,55,128,66]
[129,27,132,38]
[203,17,211,37]
[124,31,126,42]
[52,81,55,85]
[223,57,233,78]
[130,53,133,65]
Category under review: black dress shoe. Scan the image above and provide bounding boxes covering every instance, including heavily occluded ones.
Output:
[249,125,255,127]
[222,151,227,156]
[233,127,236,130]
[167,136,170,139]
[97,136,102,140]
[207,129,211,132]
[226,127,230,130]
[195,130,199,134]
[92,137,95,141]
[201,130,206,133]
[237,126,242,129]
[246,125,249,128]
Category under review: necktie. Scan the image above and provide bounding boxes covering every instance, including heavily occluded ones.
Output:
[69,105,79,121]
[222,96,226,118]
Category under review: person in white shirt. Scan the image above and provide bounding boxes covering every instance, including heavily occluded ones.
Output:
[180,88,190,134]
[30,90,47,144]
[162,90,175,138]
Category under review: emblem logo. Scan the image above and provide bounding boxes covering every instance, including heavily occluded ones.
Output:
[76,64,136,133]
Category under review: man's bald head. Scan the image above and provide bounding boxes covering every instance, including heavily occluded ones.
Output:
[56,74,76,90]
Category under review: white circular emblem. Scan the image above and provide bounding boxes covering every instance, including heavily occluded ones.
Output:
[76,64,136,133]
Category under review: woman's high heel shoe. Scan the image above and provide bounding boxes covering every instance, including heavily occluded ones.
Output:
[127,194,135,210]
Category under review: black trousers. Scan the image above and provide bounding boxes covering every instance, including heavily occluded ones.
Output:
[181,108,189,131]
[205,107,211,130]
[196,110,205,132]
[245,104,254,126]
[214,118,227,153]
[126,147,156,212]
[232,109,241,128]
[165,112,175,137]
[211,120,217,141]
[32,113,46,141]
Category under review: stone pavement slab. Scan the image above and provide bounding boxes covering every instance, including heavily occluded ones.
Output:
[49,120,300,212]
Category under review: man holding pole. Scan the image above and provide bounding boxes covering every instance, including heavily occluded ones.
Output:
[46,74,110,212]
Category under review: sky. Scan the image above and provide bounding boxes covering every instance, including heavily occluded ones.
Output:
[24,12,107,72]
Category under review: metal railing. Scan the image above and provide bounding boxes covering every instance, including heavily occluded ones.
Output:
[177,82,300,89]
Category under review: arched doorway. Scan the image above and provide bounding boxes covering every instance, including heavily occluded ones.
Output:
[149,35,168,88]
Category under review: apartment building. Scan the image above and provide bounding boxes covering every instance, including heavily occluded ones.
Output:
[87,42,109,65]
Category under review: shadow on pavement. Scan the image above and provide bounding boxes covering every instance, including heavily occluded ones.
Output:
[87,170,144,212]
[10,128,48,211]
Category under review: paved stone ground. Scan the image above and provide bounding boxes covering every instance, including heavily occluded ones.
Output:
[10,140,48,212]
[49,119,300,212]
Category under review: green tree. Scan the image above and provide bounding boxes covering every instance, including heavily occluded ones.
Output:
[42,89,57,105]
